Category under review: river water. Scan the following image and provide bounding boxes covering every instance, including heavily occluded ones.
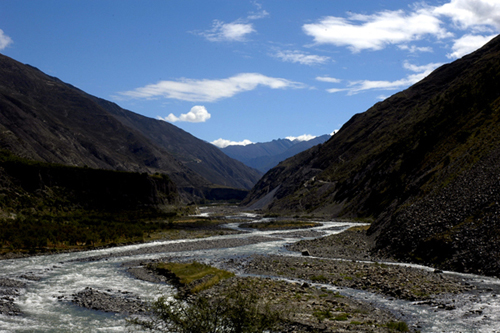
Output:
[0,209,499,332]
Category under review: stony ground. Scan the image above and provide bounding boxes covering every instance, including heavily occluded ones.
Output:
[1,208,483,332]
[68,221,479,332]
[203,276,405,333]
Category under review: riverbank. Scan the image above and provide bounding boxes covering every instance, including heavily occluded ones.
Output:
[4,208,496,332]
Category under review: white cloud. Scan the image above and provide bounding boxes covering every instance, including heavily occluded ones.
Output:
[316,76,342,83]
[447,33,497,58]
[302,0,500,56]
[199,20,255,42]
[285,134,317,142]
[0,29,13,50]
[403,61,441,73]
[273,50,330,65]
[326,61,442,95]
[326,88,348,93]
[433,0,500,31]
[211,138,253,148]
[398,44,433,53]
[119,73,305,102]
[158,105,211,123]
[196,2,268,42]
[303,9,449,52]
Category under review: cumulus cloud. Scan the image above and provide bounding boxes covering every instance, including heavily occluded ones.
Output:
[303,0,500,56]
[199,20,255,42]
[119,73,305,102]
[303,9,449,52]
[273,50,331,65]
[0,29,13,50]
[158,106,211,123]
[285,134,317,142]
[433,0,500,31]
[211,138,253,148]
[447,33,497,58]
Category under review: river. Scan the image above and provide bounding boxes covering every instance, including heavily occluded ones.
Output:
[0,209,499,332]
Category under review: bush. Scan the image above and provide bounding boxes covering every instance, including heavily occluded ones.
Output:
[129,283,286,333]
[386,321,409,332]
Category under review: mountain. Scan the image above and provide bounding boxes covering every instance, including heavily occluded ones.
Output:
[243,34,500,276]
[220,135,330,173]
[0,54,260,200]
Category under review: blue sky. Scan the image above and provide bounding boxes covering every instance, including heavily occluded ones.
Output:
[1,1,499,147]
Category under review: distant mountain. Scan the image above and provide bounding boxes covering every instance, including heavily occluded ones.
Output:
[220,135,330,173]
[243,34,500,276]
[0,54,260,201]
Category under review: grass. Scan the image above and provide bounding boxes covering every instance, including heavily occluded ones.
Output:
[385,321,410,332]
[311,275,329,283]
[154,261,235,293]
[239,220,320,230]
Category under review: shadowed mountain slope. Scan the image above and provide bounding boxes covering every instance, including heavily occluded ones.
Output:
[94,98,262,190]
[243,34,500,276]
[0,54,260,200]
[220,135,330,173]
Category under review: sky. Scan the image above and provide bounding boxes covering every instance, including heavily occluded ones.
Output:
[1,0,499,148]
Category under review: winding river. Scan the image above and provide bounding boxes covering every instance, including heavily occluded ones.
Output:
[1,209,499,332]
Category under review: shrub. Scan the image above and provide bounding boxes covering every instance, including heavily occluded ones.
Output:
[129,283,286,333]
[386,321,409,332]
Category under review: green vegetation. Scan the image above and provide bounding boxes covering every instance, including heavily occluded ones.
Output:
[0,150,212,254]
[239,220,320,230]
[129,281,286,333]
[313,309,333,322]
[385,321,409,332]
[333,313,349,321]
[153,261,235,294]
[310,275,329,283]
[0,210,177,254]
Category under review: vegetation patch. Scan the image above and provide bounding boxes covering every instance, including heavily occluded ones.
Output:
[385,321,409,332]
[153,261,235,294]
[129,280,286,333]
[239,220,320,230]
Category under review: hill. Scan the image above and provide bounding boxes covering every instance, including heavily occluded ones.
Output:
[220,135,330,173]
[243,34,500,276]
[0,54,260,200]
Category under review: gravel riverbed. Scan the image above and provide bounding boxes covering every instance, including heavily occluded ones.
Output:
[3,212,492,332]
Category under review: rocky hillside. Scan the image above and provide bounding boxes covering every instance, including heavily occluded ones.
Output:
[0,54,261,199]
[220,135,330,173]
[243,34,500,276]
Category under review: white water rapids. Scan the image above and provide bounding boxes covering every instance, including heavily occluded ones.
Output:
[0,210,500,332]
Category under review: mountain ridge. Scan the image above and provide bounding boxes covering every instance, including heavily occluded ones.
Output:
[220,135,330,173]
[0,53,260,200]
[243,34,500,276]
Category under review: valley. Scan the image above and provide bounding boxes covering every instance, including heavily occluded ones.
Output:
[0,206,499,332]
[0,15,499,333]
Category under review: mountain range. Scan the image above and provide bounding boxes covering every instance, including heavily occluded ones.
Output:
[219,135,331,173]
[243,34,500,276]
[0,54,261,201]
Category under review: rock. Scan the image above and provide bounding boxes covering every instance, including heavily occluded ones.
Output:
[301,249,310,256]
[70,287,146,314]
